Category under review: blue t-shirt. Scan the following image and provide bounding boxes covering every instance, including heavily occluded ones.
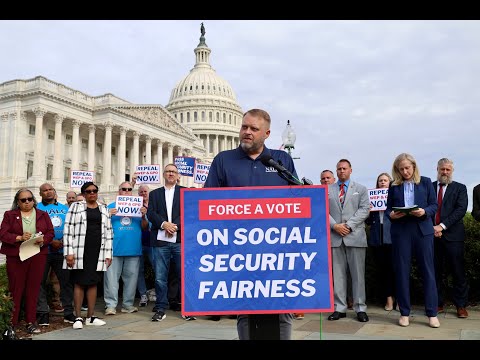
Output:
[37,201,69,254]
[107,202,143,256]
[204,146,298,187]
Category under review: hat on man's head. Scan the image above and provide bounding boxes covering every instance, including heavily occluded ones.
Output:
[81,182,99,194]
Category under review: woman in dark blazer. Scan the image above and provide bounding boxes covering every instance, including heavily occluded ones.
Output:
[0,188,54,334]
[366,172,395,311]
[385,153,439,328]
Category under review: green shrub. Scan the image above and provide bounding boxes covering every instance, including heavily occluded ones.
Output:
[0,263,14,333]
[366,212,480,306]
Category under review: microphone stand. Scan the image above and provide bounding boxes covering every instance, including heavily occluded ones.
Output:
[277,169,304,186]
[247,170,309,340]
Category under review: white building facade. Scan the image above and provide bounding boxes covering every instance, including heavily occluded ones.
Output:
[0,25,243,219]
[165,29,243,162]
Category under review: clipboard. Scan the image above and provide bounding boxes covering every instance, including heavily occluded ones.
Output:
[392,205,419,215]
[19,233,44,261]
[157,230,177,243]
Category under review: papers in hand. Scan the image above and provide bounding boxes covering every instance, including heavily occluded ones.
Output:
[157,229,177,243]
[392,205,419,214]
[19,233,44,261]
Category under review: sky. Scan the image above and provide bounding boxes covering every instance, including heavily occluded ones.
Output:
[1,20,479,210]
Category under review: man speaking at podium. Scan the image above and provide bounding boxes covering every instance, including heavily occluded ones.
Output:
[204,108,299,340]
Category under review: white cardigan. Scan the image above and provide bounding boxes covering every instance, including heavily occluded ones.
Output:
[63,200,113,271]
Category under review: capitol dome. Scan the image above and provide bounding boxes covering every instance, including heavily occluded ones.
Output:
[166,23,243,162]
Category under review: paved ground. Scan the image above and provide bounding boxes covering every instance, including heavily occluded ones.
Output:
[30,301,480,341]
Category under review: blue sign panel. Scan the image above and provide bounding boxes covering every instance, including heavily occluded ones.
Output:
[174,156,196,177]
[180,185,333,316]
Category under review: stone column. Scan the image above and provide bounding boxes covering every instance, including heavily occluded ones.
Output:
[231,136,235,150]
[156,140,163,171]
[88,125,96,172]
[102,122,113,189]
[145,135,152,164]
[206,134,211,155]
[176,145,184,186]
[186,149,194,187]
[167,143,173,165]
[213,134,219,157]
[52,114,65,183]
[129,140,134,177]
[71,119,81,171]
[32,107,46,180]
[7,112,19,179]
[117,127,127,182]
[132,131,140,174]
[222,135,227,152]
[0,113,8,177]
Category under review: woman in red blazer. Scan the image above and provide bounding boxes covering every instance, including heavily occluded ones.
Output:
[0,188,54,334]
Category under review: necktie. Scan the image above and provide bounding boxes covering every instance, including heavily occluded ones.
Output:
[339,183,345,207]
[435,183,444,225]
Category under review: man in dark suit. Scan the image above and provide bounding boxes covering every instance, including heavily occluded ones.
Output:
[473,183,480,222]
[147,163,195,322]
[432,158,469,318]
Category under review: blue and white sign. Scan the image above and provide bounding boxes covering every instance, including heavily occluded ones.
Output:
[115,195,143,218]
[180,185,333,316]
[174,156,196,177]
[135,165,160,184]
[70,170,94,188]
[193,162,210,184]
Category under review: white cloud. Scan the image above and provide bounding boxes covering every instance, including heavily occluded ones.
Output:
[1,19,479,209]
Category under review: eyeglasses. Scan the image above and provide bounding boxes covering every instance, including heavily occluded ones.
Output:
[84,189,99,194]
[19,197,33,203]
[120,188,133,191]
[164,170,178,174]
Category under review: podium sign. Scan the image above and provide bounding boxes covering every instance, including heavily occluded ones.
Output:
[181,185,333,316]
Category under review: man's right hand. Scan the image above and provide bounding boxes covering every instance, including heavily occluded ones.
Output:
[333,223,350,237]
[50,239,64,250]
[65,255,75,268]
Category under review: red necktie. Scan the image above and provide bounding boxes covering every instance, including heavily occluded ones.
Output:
[435,183,444,225]
[339,183,345,207]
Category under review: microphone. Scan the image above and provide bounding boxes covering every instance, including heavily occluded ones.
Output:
[302,177,313,185]
[259,154,303,185]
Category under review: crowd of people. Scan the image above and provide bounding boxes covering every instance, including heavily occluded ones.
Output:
[1,107,479,339]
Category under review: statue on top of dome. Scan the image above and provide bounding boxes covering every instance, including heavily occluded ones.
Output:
[200,22,206,37]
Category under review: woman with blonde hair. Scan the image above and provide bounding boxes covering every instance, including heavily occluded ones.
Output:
[385,153,439,328]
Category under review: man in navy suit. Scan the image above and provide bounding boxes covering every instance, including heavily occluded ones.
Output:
[473,183,480,222]
[147,163,195,322]
[432,158,469,318]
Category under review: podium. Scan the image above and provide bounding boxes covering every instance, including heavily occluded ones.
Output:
[248,314,280,340]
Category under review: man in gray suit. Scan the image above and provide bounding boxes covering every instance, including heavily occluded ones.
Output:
[327,159,370,322]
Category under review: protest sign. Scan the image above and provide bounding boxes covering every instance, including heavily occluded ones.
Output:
[193,162,210,184]
[115,195,143,217]
[135,165,160,184]
[180,186,333,316]
[70,170,94,188]
[174,156,196,177]
[368,188,389,211]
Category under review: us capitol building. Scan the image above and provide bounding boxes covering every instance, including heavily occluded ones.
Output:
[0,24,243,218]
